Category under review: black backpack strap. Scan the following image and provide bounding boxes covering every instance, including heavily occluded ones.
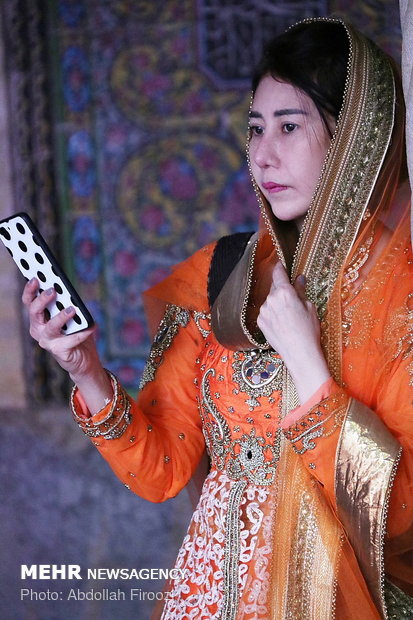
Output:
[207,231,255,308]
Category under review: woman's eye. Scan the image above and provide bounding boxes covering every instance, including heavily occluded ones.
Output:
[282,123,297,133]
[249,125,264,137]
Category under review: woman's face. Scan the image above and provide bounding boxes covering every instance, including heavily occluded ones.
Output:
[248,76,333,229]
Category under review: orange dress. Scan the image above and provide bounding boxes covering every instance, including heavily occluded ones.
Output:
[72,219,413,619]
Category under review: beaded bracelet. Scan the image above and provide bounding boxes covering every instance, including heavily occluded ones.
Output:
[70,370,132,440]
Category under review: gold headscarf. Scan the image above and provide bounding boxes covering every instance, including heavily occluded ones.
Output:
[267,19,409,619]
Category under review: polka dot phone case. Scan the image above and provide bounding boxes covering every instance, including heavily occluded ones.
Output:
[0,212,94,334]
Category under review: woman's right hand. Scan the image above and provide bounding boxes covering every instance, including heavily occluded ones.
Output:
[22,278,113,413]
[22,277,96,377]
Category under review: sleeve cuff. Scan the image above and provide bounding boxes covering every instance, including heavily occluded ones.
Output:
[70,370,132,440]
[280,377,335,430]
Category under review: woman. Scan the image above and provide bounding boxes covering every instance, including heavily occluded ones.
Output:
[23,18,413,619]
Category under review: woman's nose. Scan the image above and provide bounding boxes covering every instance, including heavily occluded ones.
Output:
[252,137,280,168]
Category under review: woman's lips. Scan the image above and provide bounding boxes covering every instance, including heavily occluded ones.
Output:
[262,182,289,193]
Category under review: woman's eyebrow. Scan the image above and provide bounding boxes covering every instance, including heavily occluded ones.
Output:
[249,108,308,119]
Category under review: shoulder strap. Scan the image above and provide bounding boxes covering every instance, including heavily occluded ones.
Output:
[207,231,254,307]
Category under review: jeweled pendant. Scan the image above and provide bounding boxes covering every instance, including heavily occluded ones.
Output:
[232,350,283,407]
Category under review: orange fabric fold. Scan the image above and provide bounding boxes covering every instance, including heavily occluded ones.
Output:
[143,242,215,337]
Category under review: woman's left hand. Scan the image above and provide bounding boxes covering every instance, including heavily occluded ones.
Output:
[257,261,331,402]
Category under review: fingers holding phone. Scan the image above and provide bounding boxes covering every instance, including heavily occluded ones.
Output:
[22,276,97,377]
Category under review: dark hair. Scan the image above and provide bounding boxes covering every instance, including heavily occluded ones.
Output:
[252,21,350,130]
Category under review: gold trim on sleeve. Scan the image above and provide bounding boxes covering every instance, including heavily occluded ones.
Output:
[335,398,402,617]
[139,304,190,391]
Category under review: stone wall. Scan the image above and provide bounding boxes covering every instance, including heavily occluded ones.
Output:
[0,9,26,410]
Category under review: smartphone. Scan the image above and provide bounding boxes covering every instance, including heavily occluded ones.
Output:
[0,212,94,334]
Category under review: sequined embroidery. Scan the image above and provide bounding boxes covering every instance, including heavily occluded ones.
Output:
[226,429,279,485]
[222,479,247,620]
[383,293,413,386]
[198,367,281,619]
[139,305,190,391]
[284,392,347,454]
[340,232,376,348]
[342,296,376,349]
[199,368,232,471]
[341,231,375,302]
[200,368,280,484]
[193,311,212,338]
[162,470,272,620]
[286,490,319,619]
[232,350,283,410]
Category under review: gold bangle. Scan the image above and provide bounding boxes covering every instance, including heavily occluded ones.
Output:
[70,370,132,440]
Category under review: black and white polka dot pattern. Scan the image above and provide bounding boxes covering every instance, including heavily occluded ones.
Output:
[0,212,94,334]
